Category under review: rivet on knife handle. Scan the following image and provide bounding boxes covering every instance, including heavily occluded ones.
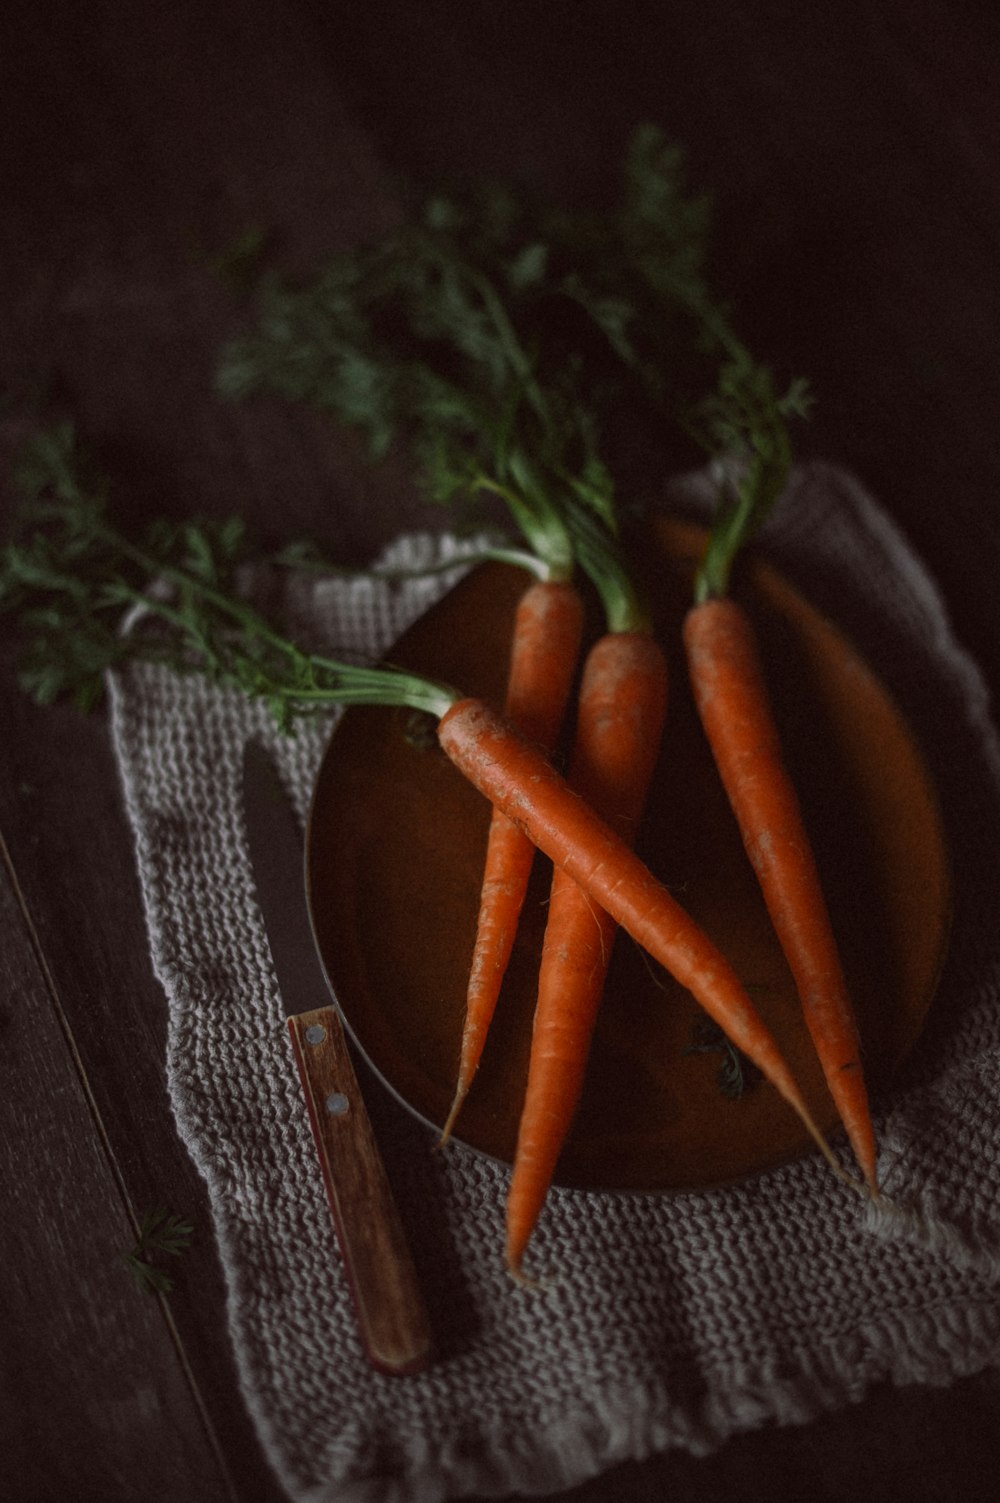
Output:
[288,1006,433,1376]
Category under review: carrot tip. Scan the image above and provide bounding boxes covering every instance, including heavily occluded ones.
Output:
[861,1165,882,1200]
[822,1150,872,1200]
[794,1101,871,1197]
[437,1084,470,1150]
[506,1260,547,1292]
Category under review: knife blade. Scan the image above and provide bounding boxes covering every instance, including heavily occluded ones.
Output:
[241,739,433,1376]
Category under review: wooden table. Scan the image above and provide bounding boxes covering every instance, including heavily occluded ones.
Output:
[2,3,998,1498]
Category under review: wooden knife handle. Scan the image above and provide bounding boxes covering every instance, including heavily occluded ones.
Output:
[287,1007,433,1375]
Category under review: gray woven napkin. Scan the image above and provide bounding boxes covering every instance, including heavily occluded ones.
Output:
[108,463,1000,1503]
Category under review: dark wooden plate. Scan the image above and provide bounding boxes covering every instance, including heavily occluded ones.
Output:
[305,519,951,1192]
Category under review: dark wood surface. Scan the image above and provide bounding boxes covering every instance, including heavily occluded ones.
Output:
[2,2,998,1500]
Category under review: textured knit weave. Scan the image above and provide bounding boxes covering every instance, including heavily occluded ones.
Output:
[108,463,1000,1503]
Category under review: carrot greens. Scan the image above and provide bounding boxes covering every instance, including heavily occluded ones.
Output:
[527,124,814,599]
[122,1206,195,1297]
[0,425,457,725]
[216,178,650,630]
[218,201,580,587]
[685,1017,762,1102]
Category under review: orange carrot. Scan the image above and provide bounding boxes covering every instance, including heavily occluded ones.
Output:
[439,577,585,1143]
[437,695,847,1184]
[505,630,668,1279]
[683,596,878,1194]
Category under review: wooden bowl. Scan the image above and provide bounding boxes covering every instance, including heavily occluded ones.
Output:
[305,519,951,1192]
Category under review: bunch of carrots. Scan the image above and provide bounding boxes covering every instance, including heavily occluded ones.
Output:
[218,126,881,1278]
[0,130,882,1286]
[0,432,870,1278]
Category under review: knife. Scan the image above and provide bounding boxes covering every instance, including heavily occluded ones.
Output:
[241,739,433,1376]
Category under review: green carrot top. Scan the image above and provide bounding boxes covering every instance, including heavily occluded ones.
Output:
[0,425,459,726]
[549,126,813,603]
[216,177,651,634]
[383,124,815,605]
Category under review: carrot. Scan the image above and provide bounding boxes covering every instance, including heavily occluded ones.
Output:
[439,577,585,1143]
[505,630,669,1279]
[683,597,878,1193]
[436,695,849,1187]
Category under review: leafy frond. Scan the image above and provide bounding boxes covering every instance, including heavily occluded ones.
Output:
[0,428,459,722]
[122,1206,195,1296]
[216,124,810,608]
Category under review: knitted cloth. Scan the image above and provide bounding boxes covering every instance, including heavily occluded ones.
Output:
[108,463,1000,1503]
